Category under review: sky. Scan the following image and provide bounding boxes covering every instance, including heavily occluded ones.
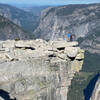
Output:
[0,0,100,5]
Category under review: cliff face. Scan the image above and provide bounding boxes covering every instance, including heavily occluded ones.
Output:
[34,3,100,41]
[79,26,100,54]
[90,78,100,100]
[0,39,84,100]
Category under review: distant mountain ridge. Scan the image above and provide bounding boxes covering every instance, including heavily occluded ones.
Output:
[0,3,39,32]
[20,6,50,16]
[0,15,33,40]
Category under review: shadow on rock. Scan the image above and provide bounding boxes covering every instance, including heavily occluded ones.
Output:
[84,73,100,100]
[0,89,16,100]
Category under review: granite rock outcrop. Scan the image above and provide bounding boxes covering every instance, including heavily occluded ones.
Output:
[0,39,84,100]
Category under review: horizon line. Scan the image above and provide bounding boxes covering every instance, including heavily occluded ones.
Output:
[0,2,100,6]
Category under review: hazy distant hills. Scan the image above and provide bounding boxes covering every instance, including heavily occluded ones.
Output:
[20,6,50,16]
[0,4,39,32]
[0,15,33,40]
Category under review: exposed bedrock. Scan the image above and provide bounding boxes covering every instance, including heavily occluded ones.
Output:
[0,39,84,100]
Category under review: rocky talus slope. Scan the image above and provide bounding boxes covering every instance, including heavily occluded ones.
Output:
[90,78,100,100]
[0,39,84,100]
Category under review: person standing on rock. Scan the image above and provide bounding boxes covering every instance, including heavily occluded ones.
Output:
[70,32,73,41]
[67,32,70,41]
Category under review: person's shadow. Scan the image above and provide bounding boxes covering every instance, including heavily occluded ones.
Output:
[84,73,100,100]
[0,89,16,100]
